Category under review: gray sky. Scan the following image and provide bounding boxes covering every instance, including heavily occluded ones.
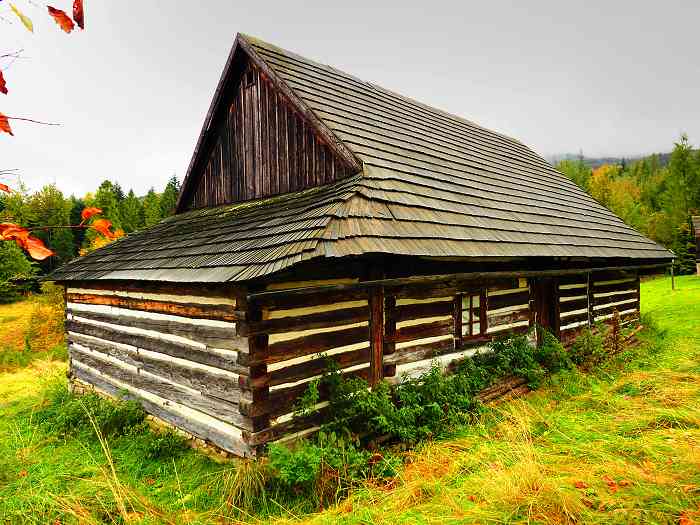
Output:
[1,0,699,197]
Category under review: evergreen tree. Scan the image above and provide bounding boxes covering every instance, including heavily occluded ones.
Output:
[121,190,145,233]
[143,188,162,227]
[160,175,180,217]
[28,185,75,272]
[113,182,126,202]
[69,196,86,254]
[0,241,36,303]
[93,180,123,229]
[671,221,696,275]
[556,158,591,191]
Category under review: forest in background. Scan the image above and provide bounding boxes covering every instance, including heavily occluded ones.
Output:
[556,134,699,274]
[0,175,180,301]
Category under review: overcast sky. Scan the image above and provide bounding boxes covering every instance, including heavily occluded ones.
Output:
[1,1,699,197]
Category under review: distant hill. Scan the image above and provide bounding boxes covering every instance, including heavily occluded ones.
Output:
[548,152,672,169]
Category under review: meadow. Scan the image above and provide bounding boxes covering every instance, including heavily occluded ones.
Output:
[0,276,698,524]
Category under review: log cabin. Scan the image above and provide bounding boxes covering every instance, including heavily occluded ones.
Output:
[51,34,673,457]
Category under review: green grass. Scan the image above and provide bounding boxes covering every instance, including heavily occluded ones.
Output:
[0,275,698,524]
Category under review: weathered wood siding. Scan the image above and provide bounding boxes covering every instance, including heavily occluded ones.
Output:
[65,269,642,455]
[238,279,371,446]
[184,63,355,210]
[241,276,540,445]
[557,270,640,345]
[65,284,255,457]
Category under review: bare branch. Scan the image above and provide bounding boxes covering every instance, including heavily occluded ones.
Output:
[4,116,61,126]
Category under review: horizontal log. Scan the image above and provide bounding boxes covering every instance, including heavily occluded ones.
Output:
[68,279,243,300]
[72,364,253,457]
[242,306,368,336]
[67,322,242,400]
[255,288,369,310]
[391,319,453,344]
[592,281,638,294]
[559,297,589,313]
[557,286,588,298]
[557,275,588,286]
[383,337,456,365]
[68,292,242,321]
[268,348,370,388]
[594,306,639,321]
[70,346,250,430]
[68,333,142,367]
[594,301,639,318]
[560,311,589,326]
[244,409,328,446]
[393,283,458,300]
[267,325,369,364]
[66,319,246,374]
[486,291,529,311]
[247,265,662,305]
[67,308,244,351]
[488,309,530,327]
[394,299,454,323]
[242,368,371,418]
[592,291,638,306]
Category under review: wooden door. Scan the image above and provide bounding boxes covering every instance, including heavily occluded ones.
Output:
[533,277,559,339]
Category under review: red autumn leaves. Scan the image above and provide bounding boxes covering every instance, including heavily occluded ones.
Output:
[0,186,117,260]
[1,1,85,135]
[79,206,118,240]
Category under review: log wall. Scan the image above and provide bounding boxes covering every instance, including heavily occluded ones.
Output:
[65,284,256,457]
[65,269,641,455]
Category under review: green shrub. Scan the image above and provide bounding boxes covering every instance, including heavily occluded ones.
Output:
[268,432,371,506]
[138,428,189,460]
[569,328,605,369]
[36,382,145,438]
[533,328,572,374]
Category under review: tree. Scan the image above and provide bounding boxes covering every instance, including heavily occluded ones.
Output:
[556,158,591,191]
[0,241,36,302]
[143,188,162,227]
[92,180,123,229]
[121,190,144,233]
[28,184,75,271]
[666,134,700,222]
[671,221,696,275]
[160,175,180,217]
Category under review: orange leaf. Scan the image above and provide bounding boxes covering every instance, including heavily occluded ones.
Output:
[81,206,102,222]
[0,70,7,95]
[47,6,75,33]
[602,475,618,493]
[0,183,10,193]
[90,218,116,239]
[574,480,588,489]
[24,236,54,260]
[73,0,84,29]
[0,222,29,242]
[0,112,13,136]
[679,512,694,525]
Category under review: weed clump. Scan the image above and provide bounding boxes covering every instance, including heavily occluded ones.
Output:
[36,382,145,438]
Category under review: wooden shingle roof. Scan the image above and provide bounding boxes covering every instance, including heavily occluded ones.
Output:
[52,34,671,282]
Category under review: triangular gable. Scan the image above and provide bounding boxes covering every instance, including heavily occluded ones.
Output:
[176,34,362,212]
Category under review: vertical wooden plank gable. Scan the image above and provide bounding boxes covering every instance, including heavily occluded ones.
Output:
[182,61,356,210]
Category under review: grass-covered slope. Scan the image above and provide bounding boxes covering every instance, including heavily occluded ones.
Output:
[0,276,698,524]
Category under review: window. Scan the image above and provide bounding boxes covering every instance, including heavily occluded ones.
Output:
[455,289,486,346]
[461,293,481,337]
